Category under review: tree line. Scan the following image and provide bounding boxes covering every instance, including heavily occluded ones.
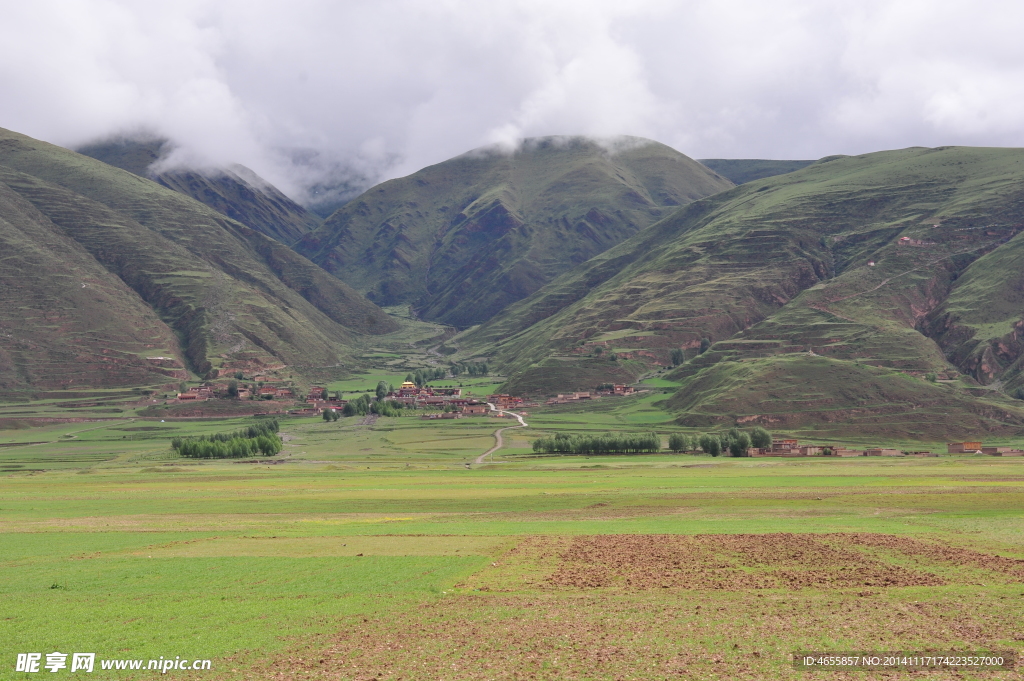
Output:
[171,419,282,458]
[406,368,448,387]
[532,432,662,455]
[530,427,773,457]
[670,427,771,456]
[449,362,488,377]
[337,392,405,418]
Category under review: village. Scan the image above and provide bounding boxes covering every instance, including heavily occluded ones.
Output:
[745,439,1024,457]
[166,382,1024,458]
[170,377,529,419]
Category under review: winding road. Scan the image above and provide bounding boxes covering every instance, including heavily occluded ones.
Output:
[473,403,528,466]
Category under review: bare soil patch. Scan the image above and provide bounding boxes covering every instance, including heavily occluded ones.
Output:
[546,533,950,590]
[834,532,1024,580]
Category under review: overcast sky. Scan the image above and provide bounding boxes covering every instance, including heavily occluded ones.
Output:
[2,0,1023,204]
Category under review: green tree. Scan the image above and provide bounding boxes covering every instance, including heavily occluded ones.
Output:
[698,434,721,457]
[728,431,751,457]
[178,381,187,393]
[375,381,389,401]
[699,338,711,354]
[227,379,238,397]
[668,433,689,452]
[749,426,771,449]
[234,371,244,380]
[1015,387,1024,400]
[670,348,684,366]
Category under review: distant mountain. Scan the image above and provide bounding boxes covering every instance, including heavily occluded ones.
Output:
[698,159,814,185]
[76,138,321,244]
[0,127,397,392]
[460,147,1024,438]
[295,136,733,327]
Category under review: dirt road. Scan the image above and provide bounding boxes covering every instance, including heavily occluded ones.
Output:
[474,404,527,465]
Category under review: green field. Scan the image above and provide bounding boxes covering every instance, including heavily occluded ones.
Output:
[3,411,1024,679]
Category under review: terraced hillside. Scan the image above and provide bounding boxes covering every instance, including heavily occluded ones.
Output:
[295,136,733,327]
[77,138,321,244]
[459,147,1024,437]
[0,127,397,393]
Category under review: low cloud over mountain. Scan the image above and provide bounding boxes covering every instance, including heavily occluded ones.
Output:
[3,1,1024,207]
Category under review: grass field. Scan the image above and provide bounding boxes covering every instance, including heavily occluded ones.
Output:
[3,409,1024,679]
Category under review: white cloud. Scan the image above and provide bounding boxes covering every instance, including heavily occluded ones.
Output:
[2,0,1023,205]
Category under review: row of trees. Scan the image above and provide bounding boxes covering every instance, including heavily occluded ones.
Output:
[336,393,406,418]
[171,419,282,459]
[532,432,662,455]
[449,362,488,377]
[530,427,773,457]
[407,368,448,387]
[669,427,771,457]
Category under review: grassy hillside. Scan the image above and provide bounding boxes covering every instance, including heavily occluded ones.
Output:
[77,138,321,244]
[0,180,184,390]
[698,158,814,184]
[295,136,733,327]
[0,127,396,393]
[458,146,1024,437]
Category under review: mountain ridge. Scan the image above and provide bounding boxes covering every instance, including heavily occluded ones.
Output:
[76,137,321,244]
[456,146,1024,437]
[0,127,396,392]
[296,136,733,327]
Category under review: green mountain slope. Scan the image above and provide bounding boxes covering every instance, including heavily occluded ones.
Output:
[0,180,185,390]
[295,136,733,327]
[460,146,1024,437]
[0,127,396,392]
[698,159,814,184]
[76,138,321,244]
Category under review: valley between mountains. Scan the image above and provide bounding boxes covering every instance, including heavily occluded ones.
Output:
[2,126,1024,439]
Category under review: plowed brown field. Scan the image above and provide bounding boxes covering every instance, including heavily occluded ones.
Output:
[542,533,1015,590]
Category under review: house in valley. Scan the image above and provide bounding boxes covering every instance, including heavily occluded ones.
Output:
[947,442,982,453]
